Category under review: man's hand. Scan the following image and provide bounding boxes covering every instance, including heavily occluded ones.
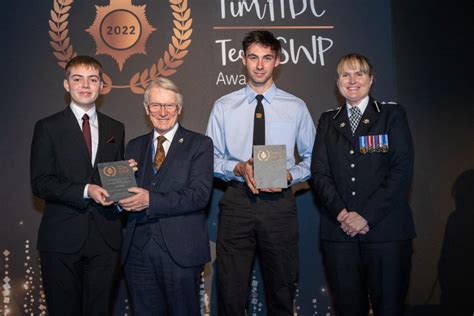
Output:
[88,184,113,206]
[337,208,369,237]
[233,159,258,194]
[118,187,149,212]
[128,159,138,172]
[259,171,291,193]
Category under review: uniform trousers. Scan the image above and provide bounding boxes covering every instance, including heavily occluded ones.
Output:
[40,217,120,316]
[217,181,298,316]
[321,240,412,316]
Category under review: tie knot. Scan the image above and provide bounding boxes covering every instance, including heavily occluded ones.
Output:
[255,94,264,103]
[157,135,166,146]
[82,113,90,121]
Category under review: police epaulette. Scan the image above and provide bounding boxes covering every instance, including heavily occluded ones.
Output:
[330,106,343,119]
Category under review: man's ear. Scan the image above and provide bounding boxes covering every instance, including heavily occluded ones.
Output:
[63,79,70,92]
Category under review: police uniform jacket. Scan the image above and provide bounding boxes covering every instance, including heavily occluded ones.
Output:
[311,99,416,242]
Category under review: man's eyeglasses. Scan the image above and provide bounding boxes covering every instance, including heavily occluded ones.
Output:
[148,103,179,113]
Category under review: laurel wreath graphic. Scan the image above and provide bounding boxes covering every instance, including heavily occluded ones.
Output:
[49,0,192,95]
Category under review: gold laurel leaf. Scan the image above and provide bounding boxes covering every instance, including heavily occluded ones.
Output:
[53,0,61,13]
[172,12,182,21]
[164,51,171,65]
[103,73,112,85]
[66,45,73,58]
[173,20,185,31]
[50,41,63,51]
[175,39,191,50]
[180,0,188,12]
[130,72,140,86]
[171,36,179,48]
[56,5,72,15]
[173,28,183,39]
[168,44,175,56]
[58,61,67,68]
[59,0,73,7]
[131,85,145,94]
[63,37,70,48]
[140,69,149,88]
[101,73,113,95]
[49,31,61,42]
[57,13,69,23]
[174,50,188,59]
[58,21,68,32]
[182,8,191,20]
[72,52,77,58]
[169,0,181,5]
[157,59,165,72]
[170,5,180,13]
[183,19,192,30]
[50,10,59,22]
[49,20,60,33]
[53,52,68,61]
[59,30,69,41]
[160,68,177,76]
[149,64,157,78]
[168,60,183,68]
[182,29,193,40]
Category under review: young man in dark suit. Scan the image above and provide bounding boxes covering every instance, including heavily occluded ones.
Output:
[311,53,416,316]
[31,56,125,316]
[118,77,213,316]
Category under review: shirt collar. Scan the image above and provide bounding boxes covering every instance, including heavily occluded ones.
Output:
[346,95,370,116]
[70,102,97,122]
[245,83,277,105]
[153,122,179,143]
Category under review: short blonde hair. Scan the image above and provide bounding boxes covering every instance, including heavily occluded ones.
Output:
[336,53,373,77]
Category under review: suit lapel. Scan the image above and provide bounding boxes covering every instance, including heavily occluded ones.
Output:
[94,112,107,167]
[355,99,380,137]
[331,105,356,145]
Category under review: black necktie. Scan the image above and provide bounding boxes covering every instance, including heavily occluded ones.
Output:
[253,94,265,146]
[82,114,92,156]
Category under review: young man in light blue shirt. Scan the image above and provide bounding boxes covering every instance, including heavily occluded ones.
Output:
[206,30,316,315]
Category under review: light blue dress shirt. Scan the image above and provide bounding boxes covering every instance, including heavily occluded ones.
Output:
[206,83,316,184]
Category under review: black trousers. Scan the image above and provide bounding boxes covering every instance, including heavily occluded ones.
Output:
[321,240,412,316]
[40,218,120,316]
[216,183,298,316]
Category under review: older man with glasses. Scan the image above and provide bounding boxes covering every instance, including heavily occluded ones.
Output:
[118,77,214,316]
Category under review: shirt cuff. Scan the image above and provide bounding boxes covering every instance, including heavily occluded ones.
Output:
[83,184,90,199]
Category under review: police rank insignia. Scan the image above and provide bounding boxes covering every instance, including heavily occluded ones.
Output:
[359,134,389,154]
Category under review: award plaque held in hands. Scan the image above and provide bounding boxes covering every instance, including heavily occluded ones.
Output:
[98,161,137,202]
[253,145,287,189]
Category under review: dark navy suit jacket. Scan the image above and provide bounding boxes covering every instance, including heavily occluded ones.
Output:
[122,125,213,267]
[311,99,416,242]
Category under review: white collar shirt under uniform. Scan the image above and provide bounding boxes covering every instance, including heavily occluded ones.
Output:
[345,95,369,116]
[206,83,316,185]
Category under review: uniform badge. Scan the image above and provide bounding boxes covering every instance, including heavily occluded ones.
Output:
[359,134,389,154]
[362,118,370,124]
[340,122,346,128]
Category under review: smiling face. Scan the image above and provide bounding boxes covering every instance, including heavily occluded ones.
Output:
[336,54,374,107]
[144,86,181,135]
[63,64,102,110]
[242,43,280,93]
